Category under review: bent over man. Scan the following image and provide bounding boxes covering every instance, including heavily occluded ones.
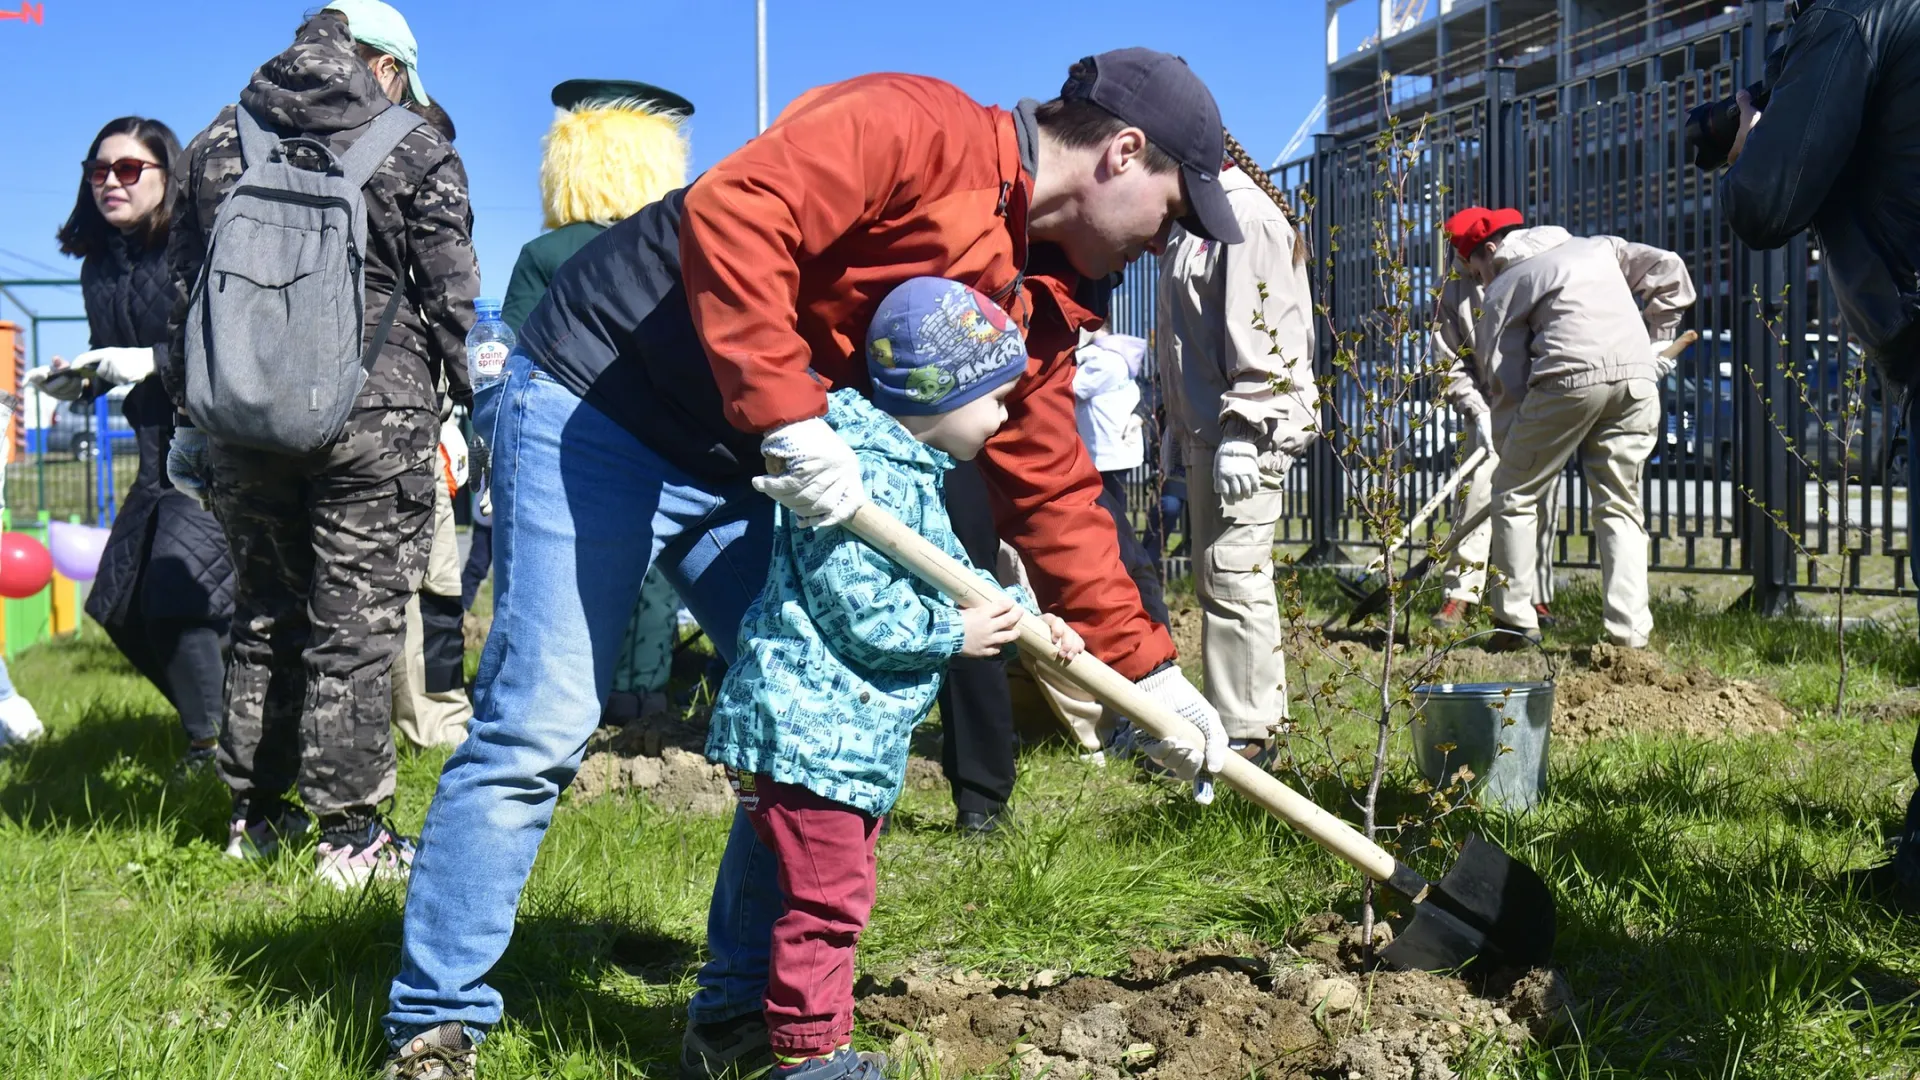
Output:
[1449,207,1693,649]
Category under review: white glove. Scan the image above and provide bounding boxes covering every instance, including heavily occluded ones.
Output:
[73,346,155,386]
[1470,409,1495,452]
[24,364,88,402]
[1651,341,1677,380]
[1124,665,1229,804]
[1213,439,1262,502]
[439,418,470,490]
[167,427,211,509]
[753,416,866,529]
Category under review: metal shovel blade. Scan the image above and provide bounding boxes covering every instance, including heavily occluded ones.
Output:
[1377,833,1558,973]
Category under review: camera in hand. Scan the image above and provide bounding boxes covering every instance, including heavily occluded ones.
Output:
[1685,82,1771,170]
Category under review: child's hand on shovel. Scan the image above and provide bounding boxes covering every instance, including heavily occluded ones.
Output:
[1040,613,1084,664]
[959,596,1022,658]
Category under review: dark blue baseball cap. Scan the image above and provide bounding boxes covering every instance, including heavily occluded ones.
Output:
[866,278,1029,417]
[1061,48,1244,245]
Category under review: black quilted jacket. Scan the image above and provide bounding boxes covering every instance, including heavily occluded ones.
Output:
[81,233,235,627]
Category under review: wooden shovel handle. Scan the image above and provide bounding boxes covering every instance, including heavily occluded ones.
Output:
[843,502,1400,884]
[1366,444,1490,574]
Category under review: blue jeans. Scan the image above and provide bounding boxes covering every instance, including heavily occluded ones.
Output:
[384,354,784,1042]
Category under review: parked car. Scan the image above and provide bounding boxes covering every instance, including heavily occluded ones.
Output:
[1665,331,1905,484]
[37,385,136,460]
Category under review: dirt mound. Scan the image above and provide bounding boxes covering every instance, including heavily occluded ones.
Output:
[856,916,1573,1080]
[569,708,733,814]
[1550,644,1792,742]
[568,707,949,813]
[1399,641,1792,744]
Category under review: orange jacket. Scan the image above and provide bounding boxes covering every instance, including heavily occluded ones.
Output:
[680,73,1176,679]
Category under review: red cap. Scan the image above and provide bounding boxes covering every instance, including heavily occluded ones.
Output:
[1443,206,1524,261]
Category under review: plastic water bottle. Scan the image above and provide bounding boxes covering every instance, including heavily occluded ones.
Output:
[467,298,515,394]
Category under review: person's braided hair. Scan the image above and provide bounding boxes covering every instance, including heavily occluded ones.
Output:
[1221,128,1307,265]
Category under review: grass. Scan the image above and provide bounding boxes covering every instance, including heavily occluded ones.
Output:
[3,574,1920,1078]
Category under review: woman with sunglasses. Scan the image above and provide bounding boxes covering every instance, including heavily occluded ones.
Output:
[52,116,235,775]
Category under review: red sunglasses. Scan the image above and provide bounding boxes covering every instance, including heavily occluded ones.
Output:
[84,158,164,187]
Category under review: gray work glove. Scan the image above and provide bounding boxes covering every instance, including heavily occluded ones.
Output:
[167,427,211,509]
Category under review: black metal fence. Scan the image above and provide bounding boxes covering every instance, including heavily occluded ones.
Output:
[1114,5,1907,606]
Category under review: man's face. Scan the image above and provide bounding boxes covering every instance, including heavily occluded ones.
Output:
[1468,244,1499,286]
[1055,129,1190,278]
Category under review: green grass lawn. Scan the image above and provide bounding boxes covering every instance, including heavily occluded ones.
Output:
[3,577,1919,1078]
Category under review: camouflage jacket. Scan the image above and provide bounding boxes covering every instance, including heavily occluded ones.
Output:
[163,11,477,416]
[706,389,1033,816]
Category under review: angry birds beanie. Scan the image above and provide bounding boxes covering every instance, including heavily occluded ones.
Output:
[866,278,1029,417]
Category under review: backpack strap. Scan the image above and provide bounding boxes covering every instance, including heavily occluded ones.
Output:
[336,104,426,190]
[234,106,280,170]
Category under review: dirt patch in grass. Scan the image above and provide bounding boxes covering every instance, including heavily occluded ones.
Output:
[570,707,733,813]
[569,707,949,813]
[1312,637,1794,744]
[1547,644,1792,743]
[856,915,1572,1079]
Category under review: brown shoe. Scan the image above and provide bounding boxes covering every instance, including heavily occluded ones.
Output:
[383,1023,475,1080]
[1430,598,1472,630]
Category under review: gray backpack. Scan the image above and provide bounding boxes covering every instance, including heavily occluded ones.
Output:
[183,103,424,455]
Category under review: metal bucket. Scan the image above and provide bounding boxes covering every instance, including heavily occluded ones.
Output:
[1411,630,1557,812]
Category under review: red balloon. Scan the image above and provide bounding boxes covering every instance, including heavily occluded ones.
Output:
[0,533,53,599]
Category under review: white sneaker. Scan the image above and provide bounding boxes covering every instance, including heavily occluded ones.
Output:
[0,694,44,746]
[315,819,415,890]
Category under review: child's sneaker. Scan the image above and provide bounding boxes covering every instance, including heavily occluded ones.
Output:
[315,815,415,889]
[224,796,312,860]
[0,693,44,747]
[679,1012,772,1079]
[382,1021,476,1079]
[775,1048,889,1079]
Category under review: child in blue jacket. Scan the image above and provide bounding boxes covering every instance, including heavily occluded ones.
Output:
[705,278,1082,1080]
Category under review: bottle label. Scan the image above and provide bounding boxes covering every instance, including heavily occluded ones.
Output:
[472,341,510,378]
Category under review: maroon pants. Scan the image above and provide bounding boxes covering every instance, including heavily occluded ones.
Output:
[735,773,883,1058]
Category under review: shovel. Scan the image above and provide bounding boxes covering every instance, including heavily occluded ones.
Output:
[1346,330,1699,627]
[843,501,1558,973]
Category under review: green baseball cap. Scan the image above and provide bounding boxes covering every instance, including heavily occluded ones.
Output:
[324,0,431,106]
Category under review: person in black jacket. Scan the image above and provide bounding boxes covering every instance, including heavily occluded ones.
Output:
[46,116,234,776]
[1718,0,1920,905]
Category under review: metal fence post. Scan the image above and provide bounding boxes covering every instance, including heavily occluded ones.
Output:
[1300,132,1343,565]
[1733,0,1797,613]
[1485,66,1520,207]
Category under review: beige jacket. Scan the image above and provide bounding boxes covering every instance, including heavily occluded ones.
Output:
[1433,273,1490,418]
[1157,167,1318,455]
[1474,226,1696,415]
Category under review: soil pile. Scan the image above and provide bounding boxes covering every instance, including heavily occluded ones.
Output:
[1550,644,1792,742]
[1397,640,1792,744]
[856,916,1572,1080]
[569,707,733,814]
[568,707,949,813]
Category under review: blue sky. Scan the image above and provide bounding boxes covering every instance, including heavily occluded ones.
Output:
[0,0,1332,362]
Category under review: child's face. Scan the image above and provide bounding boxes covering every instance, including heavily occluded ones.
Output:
[900,381,1017,461]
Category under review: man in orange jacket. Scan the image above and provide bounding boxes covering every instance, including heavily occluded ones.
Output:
[385,49,1242,1080]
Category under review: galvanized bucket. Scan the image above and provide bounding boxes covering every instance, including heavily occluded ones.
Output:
[1411,629,1557,813]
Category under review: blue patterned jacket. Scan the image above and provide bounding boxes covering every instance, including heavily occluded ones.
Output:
[707,389,1030,815]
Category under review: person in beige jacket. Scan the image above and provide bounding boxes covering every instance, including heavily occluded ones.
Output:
[1157,142,1317,755]
[1430,261,1560,628]
[1450,207,1695,648]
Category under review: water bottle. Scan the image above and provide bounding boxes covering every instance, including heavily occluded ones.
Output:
[467,298,515,394]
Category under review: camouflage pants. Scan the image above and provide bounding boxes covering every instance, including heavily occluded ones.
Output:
[208,407,437,817]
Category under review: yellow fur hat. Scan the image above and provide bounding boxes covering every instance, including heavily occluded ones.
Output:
[540,98,690,230]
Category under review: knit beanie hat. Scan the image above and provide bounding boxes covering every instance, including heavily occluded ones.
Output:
[866,278,1029,417]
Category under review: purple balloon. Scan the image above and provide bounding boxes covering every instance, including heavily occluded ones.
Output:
[48,521,110,582]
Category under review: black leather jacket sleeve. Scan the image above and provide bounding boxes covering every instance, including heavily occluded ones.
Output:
[1721,6,1874,250]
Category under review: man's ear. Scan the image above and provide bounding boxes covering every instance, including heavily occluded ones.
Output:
[1110,127,1149,173]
